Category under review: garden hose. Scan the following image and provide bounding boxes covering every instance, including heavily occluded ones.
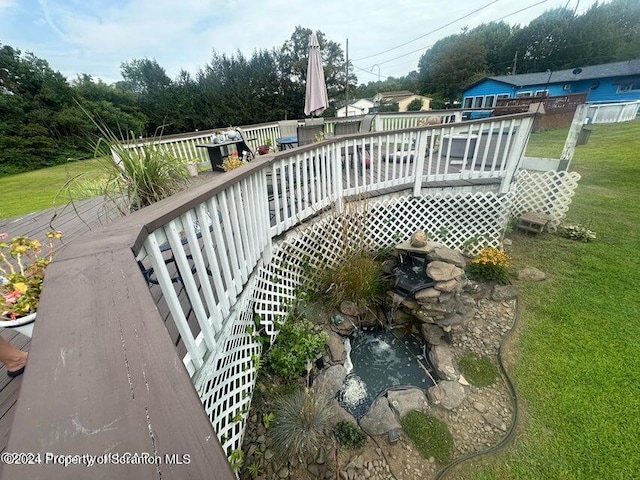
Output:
[434,292,521,480]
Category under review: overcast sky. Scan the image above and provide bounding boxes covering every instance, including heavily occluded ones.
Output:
[0,0,603,85]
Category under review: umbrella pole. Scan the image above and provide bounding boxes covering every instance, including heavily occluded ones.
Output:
[345,38,349,117]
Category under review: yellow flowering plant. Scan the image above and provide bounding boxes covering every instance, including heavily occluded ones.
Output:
[0,231,62,319]
[467,246,510,284]
[221,150,248,172]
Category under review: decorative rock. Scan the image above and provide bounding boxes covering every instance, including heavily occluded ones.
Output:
[314,365,347,397]
[483,411,507,431]
[473,401,487,413]
[458,375,470,386]
[427,381,466,409]
[331,312,357,336]
[278,466,289,478]
[359,396,401,436]
[414,287,440,302]
[308,464,321,476]
[392,310,414,324]
[434,279,459,293]
[387,388,429,418]
[429,344,458,381]
[381,259,397,275]
[328,398,358,427]
[421,323,443,345]
[395,239,440,255]
[327,332,347,364]
[427,261,463,282]
[316,448,327,465]
[429,246,467,268]
[410,230,428,247]
[517,266,547,282]
[491,285,518,301]
[340,300,362,317]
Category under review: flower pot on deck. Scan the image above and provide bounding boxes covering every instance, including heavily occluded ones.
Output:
[1,312,36,338]
[186,163,199,177]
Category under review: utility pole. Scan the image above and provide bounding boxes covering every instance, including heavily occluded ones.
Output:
[512,51,518,76]
[345,38,349,117]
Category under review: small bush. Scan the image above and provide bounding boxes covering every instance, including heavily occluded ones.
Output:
[458,352,498,387]
[466,247,510,283]
[318,253,385,309]
[268,388,333,461]
[334,420,366,449]
[401,410,453,463]
[558,223,596,242]
[266,318,327,379]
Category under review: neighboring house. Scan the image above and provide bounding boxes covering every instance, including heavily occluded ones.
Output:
[462,58,640,109]
[336,98,375,117]
[373,91,432,112]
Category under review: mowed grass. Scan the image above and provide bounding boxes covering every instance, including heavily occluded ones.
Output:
[455,120,640,479]
[0,159,103,219]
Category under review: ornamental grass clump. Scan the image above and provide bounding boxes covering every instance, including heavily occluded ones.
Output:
[467,246,510,284]
[0,231,62,319]
[268,388,333,462]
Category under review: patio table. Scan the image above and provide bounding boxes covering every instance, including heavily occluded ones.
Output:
[276,136,298,151]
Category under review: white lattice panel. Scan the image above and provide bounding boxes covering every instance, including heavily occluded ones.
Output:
[511,170,581,231]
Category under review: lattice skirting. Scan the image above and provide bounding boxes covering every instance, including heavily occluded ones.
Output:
[511,169,581,231]
[193,174,581,456]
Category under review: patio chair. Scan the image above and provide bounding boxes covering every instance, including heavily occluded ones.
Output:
[304,117,325,127]
[277,120,298,138]
[359,114,375,133]
[334,120,361,136]
[297,125,324,147]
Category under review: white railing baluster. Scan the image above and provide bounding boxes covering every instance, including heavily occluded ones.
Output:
[145,231,204,369]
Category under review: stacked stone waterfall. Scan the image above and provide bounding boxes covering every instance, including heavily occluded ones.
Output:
[390,230,475,347]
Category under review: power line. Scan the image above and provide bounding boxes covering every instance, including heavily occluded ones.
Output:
[352,0,500,62]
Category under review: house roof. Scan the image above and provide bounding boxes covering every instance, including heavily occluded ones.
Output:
[470,58,640,89]
[377,90,415,101]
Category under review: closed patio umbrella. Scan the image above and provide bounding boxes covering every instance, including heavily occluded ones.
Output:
[304,32,329,116]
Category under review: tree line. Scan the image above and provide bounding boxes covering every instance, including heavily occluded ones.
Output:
[1,0,638,174]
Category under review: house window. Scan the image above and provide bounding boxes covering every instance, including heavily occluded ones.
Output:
[484,95,496,108]
[497,94,510,100]
[473,96,483,108]
[463,97,473,109]
[516,91,532,98]
[535,90,548,97]
[617,83,640,93]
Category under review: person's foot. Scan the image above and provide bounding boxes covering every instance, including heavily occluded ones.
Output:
[6,351,28,377]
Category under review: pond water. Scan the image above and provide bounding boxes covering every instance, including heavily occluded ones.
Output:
[337,327,436,419]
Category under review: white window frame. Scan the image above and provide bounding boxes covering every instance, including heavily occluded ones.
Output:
[617,84,639,93]
[473,96,483,108]
[497,94,510,100]
[535,90,548,97]
[516,91,532,98]
[484,95,496,108]
[463,97,473,109]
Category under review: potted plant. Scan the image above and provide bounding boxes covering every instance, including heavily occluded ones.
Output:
[257,138,274,155]
[220,150,248,172]
[0,231,62,338]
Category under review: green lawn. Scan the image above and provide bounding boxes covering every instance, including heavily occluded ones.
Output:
[456,120,640,479]
[0,159,103,219]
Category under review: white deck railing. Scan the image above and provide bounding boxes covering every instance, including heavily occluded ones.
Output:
[586,100,640,124]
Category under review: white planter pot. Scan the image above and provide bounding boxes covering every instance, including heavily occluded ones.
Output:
[186,163,199,177]
[1,312,36,338]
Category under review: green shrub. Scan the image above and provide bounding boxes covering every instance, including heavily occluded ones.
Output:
[334,420,366,449]
[558,223,596,242]
[401,410,453,463]
[317,253,385,309]
[266,318,327,379]
[458,352,498,387]
[268,388,333,461]
[466,246,510,284]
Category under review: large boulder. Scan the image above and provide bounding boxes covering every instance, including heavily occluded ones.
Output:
[429,344,458,381]
[359,396,401,436]
[387,388,429,419]
[326,332,346,365]
[427,381,466,410]
[517,266,547,282]
[314,365,347,397]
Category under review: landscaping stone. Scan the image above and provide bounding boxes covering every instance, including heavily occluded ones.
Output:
[359,396,401,436]
[331,312,357,336]
[491,285,518,301]
[340,300,362,317]
[410,230,429,247]
[421,323,444,345]
[429,246,467,268]
[314,365,347,397]
[427,380,466,409]
[387,388,429,418]
[483,411,507,431]
[427,261,463,282]
[327,332,347,364]
[415,287,441,302]
[517,266,547,282]
[434,278,460,293]
[429,344,458,381]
